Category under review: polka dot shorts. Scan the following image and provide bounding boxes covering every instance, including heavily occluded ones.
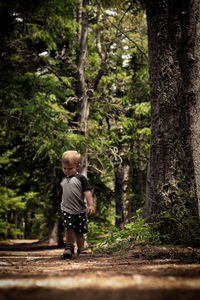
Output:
[61,211,88,234]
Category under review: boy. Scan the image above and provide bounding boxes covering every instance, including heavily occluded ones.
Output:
[60,150,95,259]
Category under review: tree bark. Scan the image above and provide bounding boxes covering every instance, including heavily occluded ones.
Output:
[115,163,125,228]
[75,0,89,177]
[143,0,200,244]
[187,2,200,215]
[46,172,64,246]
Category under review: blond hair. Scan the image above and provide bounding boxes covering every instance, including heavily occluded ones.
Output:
[62,150,81,166]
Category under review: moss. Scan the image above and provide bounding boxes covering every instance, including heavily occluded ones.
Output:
[155,174,200,246]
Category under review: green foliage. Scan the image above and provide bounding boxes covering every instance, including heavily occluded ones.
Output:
[0,187,24,213]
[152,209,200,247]
[86,217,112,247]
[0,0,151,242]
[0,64,82,240]
[0,0,197,249]
[134,102,151,116]
[87,210,160,253]
[0,187,24,238]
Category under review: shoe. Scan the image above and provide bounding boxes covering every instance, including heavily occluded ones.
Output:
[62,244,74,259]
[77,248,91,255]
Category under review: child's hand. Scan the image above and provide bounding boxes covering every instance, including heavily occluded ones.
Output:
[88,205,95,215]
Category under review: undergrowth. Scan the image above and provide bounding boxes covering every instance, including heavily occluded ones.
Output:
[87,210,161,253]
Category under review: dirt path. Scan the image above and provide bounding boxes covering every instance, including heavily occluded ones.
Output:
[0,241,200,300]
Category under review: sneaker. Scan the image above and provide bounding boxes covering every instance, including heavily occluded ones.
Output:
[77,248,91,255]
[62,244,74,259]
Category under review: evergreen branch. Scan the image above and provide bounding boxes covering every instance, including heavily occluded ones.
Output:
[37,55,74,91]
[45,65,73,91]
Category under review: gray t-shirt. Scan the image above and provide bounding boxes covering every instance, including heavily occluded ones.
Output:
[60,174,92,214]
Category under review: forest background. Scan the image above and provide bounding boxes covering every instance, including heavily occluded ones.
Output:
[0,0,199,251]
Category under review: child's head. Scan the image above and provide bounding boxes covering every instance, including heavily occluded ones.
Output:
[62,151,81,176]
[62,150,81,165]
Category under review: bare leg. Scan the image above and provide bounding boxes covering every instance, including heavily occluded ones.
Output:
[65,229,75,245]
[76,232,84,251]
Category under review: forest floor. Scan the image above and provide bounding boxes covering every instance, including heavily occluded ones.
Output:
[0,240,200,300]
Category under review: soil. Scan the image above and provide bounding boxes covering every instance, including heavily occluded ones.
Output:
[0,240,200,300]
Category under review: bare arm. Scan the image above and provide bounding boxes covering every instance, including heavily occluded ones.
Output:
[84,190,95,215]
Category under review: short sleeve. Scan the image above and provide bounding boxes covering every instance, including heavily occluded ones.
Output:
[76,174,92,192]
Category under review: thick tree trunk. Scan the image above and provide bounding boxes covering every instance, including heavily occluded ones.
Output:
[143,0,200,244]
[187,2,200,215]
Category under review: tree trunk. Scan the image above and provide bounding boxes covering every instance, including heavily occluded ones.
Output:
[143,0,200,245]
[75,0,89,177]
[14,211,18,238]
[46,172,64,246]
[115,163,125,228]
[127,153,134,222]
[128,139,146,221]
[188,3,200,216]
[24,211,32,239]
[75,1,111,176]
